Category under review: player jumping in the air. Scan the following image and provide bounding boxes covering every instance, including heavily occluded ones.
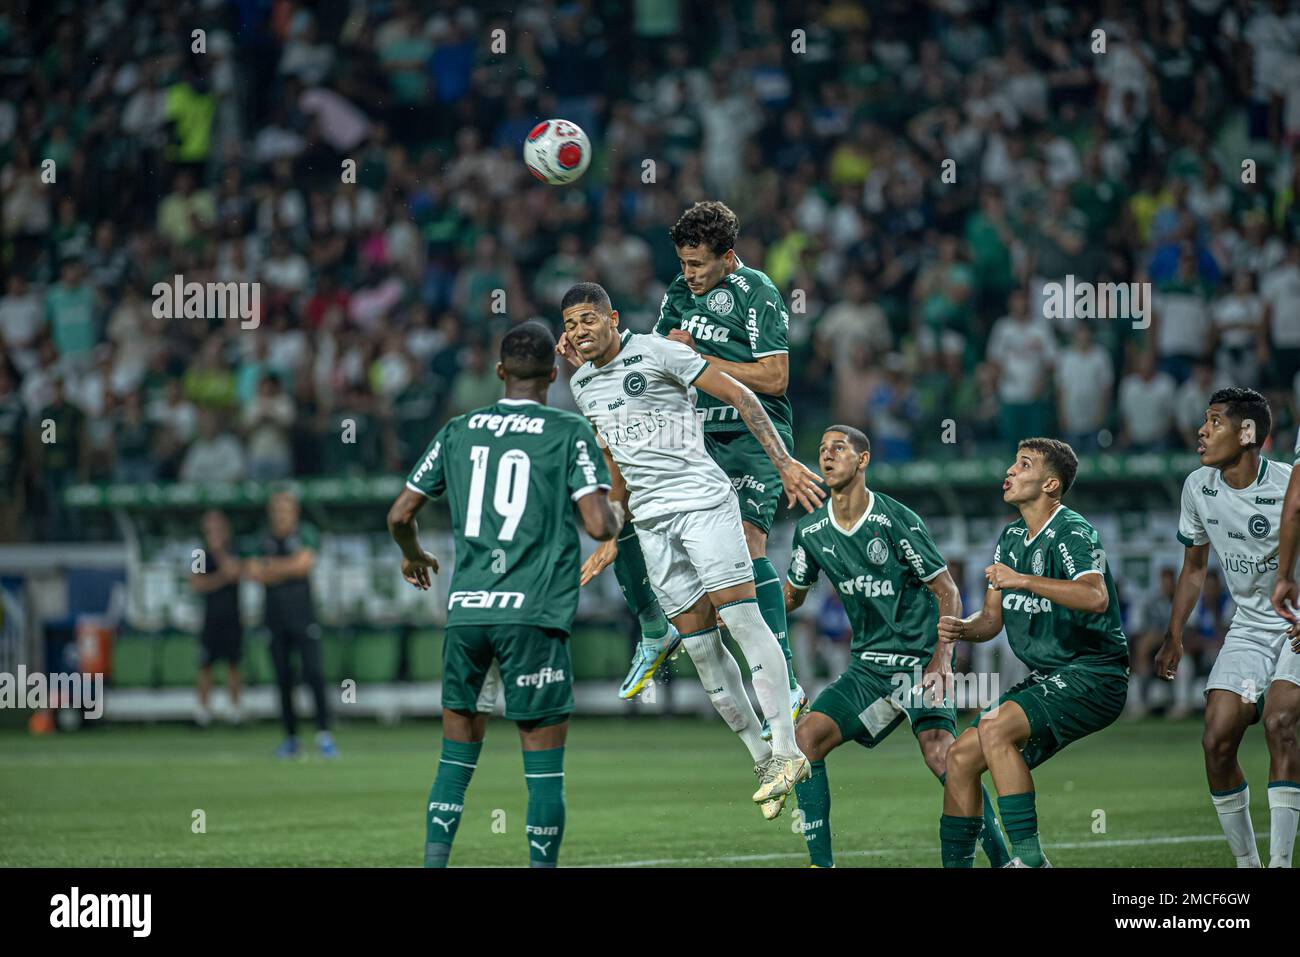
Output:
[783,426,1012,867]
[562,281,823,816]
[1159,389,1300,868]
[566,201,806,737]
[937,438,1129,868]
[387,322,623,868]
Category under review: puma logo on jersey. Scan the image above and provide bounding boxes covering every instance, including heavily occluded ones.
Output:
[681,314,730,342]
[529,841,552,856]
[822,544,837,556]
[448,590,525,610]
[429,817,454,833]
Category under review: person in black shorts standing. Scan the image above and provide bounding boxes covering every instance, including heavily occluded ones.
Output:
[246,491,336,758]
[191,509,243,727]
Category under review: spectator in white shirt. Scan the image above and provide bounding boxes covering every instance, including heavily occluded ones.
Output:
[180,410,248,484]
[1260,245,1300,391]
[987,289,1058,443]
[1211,269,1266,386]
[1056,324,1113,452]
[1118,350,1177,452]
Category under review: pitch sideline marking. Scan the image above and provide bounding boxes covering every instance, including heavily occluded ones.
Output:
[578,833,1246,868]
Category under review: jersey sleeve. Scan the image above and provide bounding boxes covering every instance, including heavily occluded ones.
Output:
[787,531,821,590]
[567,418,611,501]
[1056,521,1106,580]
[891,506,947,582]
[650,335,709,386]
[748,282,790,358]
[1177,473,1209,547]
[405,423,451,500]
[654,283,685,336]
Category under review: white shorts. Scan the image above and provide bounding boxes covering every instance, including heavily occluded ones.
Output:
[1205,620,1300,703]
[635,497,753,619]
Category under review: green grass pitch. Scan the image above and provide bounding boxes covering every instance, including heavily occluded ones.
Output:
[0,716,1272,867]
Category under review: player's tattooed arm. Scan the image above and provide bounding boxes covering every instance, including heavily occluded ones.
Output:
[937,584,1002,644]
[387,487,439,590]
[1156,543,1209,680]
[1272,464,1300,623]
[694,365,824,512]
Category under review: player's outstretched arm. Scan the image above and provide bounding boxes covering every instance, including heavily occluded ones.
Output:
[937,584,1002,645]
[1272,464,1300,623]
[985,562,1110,614]
[1156,543,1209,680]
[387,487,439,590]
[669,327,789,395]
[693,364,824,512]
[579,444,628,584]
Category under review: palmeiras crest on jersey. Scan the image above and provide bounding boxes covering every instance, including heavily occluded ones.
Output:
[705,288,733,314]
[1032,549,1045,576]
[866,537,889,565]
[623,371,648,397]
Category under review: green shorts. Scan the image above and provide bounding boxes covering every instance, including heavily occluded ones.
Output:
[975,662,1127,769]
[809,661,957,749]
[704,429,794,535]
[442,624,574,723]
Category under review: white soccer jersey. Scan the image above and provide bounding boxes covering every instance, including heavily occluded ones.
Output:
[571,330,734,523]
[1178,456,1294,628]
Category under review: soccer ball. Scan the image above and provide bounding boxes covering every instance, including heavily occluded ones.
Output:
[523,119,591,185]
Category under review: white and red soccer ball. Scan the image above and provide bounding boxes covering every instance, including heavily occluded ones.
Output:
[523,119,591,185]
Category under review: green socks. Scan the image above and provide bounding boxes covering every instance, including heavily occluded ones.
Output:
[523,747,566,867]
[998,791,1045,867]
[794,760,833,866]
[424,738,482,867]
[978,784,1012,867]
[752,557,797,690]
[613,525,669,641]
[939,813,983,868]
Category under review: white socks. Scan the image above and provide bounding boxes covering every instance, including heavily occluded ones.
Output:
[1210,784,1261,867]
[717,599,800,759]
[1268,782,1300,868]
[681,627,770,763]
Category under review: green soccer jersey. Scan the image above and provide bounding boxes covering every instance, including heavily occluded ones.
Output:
[787,490,948,671]
[404,398,610,631]
[654,261,793,438]
[991,505,1128,673]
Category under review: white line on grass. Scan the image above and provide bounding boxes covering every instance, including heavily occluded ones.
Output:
[578,833,1240,868]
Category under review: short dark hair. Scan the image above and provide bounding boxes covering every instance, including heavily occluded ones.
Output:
[1018,437,1079,497]
[669,201,739,256]
[825,424,871,456]
[560,281,612,315]
[500,321,556,380]
[1208,387,1271,448]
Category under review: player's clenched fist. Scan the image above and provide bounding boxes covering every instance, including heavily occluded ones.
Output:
[400,551,439,590]
[779,458,826,513]
[1153,631,1183,680]
[937,615,966,644]
[984,562,1025,590]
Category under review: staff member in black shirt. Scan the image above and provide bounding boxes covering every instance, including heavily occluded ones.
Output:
[191,509,243,727]
[245,491,336,758]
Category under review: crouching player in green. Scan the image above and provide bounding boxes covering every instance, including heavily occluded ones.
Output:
[784,426,1011,867]
[387,322,623,867]
[937,438,1128,868]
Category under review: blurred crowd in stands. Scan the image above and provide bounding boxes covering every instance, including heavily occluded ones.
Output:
[2,0,1300,543]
